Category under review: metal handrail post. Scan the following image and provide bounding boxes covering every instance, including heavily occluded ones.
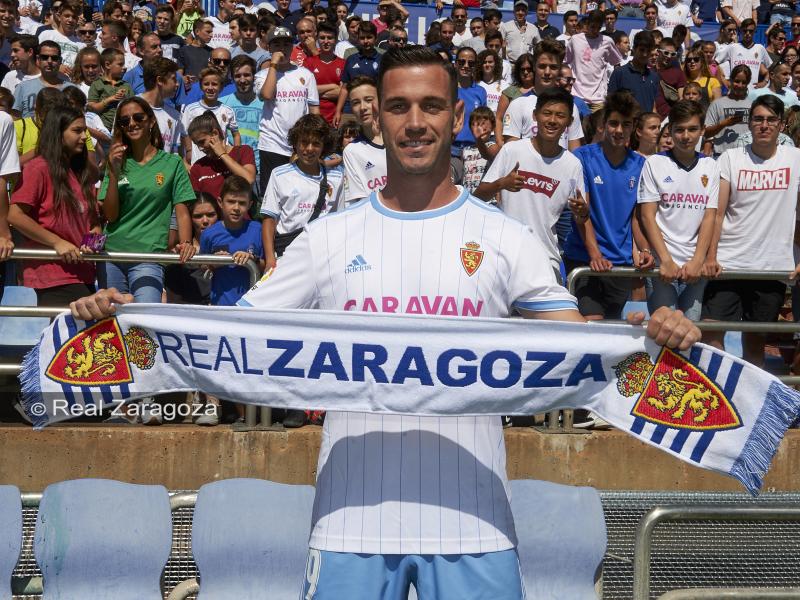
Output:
[633,504,800,600]
[567,266,794,296]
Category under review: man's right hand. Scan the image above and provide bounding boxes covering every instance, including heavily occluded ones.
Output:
[70,288,134,321]
[0,235,13,261]
[702,256,722,278]
[588,252,613,272]
[501,162,525,192]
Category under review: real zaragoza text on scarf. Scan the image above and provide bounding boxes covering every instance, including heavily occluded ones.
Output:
[20,304,800,495]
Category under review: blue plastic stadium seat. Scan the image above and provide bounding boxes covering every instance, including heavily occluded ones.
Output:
[509,479,606,600]
[34,479,172,600]
[0,286,50,352]
[192,478,315,599]
[0,485,21,600]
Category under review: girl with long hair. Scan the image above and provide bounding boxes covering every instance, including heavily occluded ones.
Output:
[100,96,196,303]
[7,105,99,306]
[72,47,102,96]
[631,112,661,157]
[494,53,535,142]
[475,49,507,113]
[683,47,721,104]
[703,64,751,156]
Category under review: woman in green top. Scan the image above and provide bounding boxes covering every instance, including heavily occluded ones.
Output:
[100,96,196,303]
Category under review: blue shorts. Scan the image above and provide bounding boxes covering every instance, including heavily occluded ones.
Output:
[300,548,525,600]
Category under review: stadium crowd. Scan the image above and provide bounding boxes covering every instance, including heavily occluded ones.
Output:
[0,0,798,428]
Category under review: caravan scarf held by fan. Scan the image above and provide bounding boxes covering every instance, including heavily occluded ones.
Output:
[20,303,800,495]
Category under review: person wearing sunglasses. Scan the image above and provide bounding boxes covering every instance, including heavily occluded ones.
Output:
[100,96,196,309]
[765,23,788,63]
[747,59,800,109]
[451,46,487,185]
[38,0,86,70]
[683,47,722,104]
[715,19,739,48]
[787,14,800,47]
[183,47,235,104]
[12,41,76,119]
[76,24,98,48]
[716,18,771,89]
[654,38,686,118]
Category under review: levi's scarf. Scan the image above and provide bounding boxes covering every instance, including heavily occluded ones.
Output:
[20,303,800,495]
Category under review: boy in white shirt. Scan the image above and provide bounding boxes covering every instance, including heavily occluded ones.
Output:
[638,99,719,321]
[702,95,800,365]
[181,67,240,164]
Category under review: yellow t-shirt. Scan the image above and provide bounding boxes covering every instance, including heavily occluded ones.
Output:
[691,76,721,101]
[14,117,95,156]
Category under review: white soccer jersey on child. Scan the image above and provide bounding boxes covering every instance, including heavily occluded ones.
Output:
[152,104,185,155]
[637,153,720,265]
[656,2,692,37]
[716,145,800,271]
[342,138,388,204]
[255,67,319,156]
[238,189,577,555]
[261,162,345,233]
[180,100,238,165]
[482,139,584,269]
[716,43,772,88]
[502,94,584,149]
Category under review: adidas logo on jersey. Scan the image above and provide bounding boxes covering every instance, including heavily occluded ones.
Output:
[365,161,375,170]
[345,255,372,273]
[593,175,604,184]
[663,176,674,183]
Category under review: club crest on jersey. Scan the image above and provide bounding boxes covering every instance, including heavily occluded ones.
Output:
[155,173,164,186]
[614,349,741,431]
[460,241,484,277]
[701,175,708,188]
[628,176,636,190]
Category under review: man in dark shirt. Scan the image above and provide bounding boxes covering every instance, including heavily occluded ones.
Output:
[654,37,686,118]
[176,19,213,81]
[608,31,660,113]
[333,21,382,127]
[534,1,560,39]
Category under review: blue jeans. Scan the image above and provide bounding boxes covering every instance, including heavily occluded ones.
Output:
[99,262,164,303]
[647,278,706,321]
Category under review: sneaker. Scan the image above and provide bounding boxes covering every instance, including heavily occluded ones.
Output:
[195,398,220,426]
[572,411,611,430]
[104,401,140,424]
[282,409,307,428]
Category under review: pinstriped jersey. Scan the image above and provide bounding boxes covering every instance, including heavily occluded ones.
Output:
[239,187,578,554]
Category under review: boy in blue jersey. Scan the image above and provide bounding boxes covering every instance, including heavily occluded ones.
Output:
[200,175,265,307]
[453,46,488,184]
[220,55,264,193]
[564,90,655,321]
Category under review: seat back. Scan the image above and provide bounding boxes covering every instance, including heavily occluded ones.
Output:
[510,479,606,600]
[0,486,21,600]
[34,479,172,600]
[192,478,315,600]
[0,286,50,354]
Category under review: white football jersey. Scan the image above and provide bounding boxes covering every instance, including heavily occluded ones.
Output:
[716,145,800,271]
[483,139,584,269]
[716,43,772,88]
[502,94,584,149]
[180,100,238,165]
[255,66,319,156]
[239,188,577,555]
[151,104,185,155]
[637,152,720,265]
[342,137,387,204]
[261,162,345,233]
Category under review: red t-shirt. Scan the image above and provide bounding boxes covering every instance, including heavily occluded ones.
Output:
[304,54,345,125]
[291,45,309,68]
[11,156,95,289]
[189,145,256,199]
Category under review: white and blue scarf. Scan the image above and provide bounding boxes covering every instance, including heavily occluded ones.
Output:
[20,304,800,495]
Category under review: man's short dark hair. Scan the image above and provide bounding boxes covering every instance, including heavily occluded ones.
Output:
[230,54,256,75]
[346,75,377,94]
[669,99,705,127]
[102,18,127,39]
[603,90,640,120]
[644,2,658,12]
[484,30,503,45]
[143,56,178,90]
[562,10,578,22]
[587,9,605,27]
[533,38,565,63]
[660,36,677,49]
[483,8,502,22]
[358,21,377,36]
[38,40,61,56]
[377,46,457,104]
[604,8,617,17]
[750,94,785,120]
[535,86,574,115]
[237,13,257,29]
[156,4,174,16]
[220,175,254,201]
[741,18,756,29]
[611,30,628,44]
[317,21,337,38]
[193,18,212,33]
[10,34,38,54]
[633,30,655,50]
[288,113,335,156]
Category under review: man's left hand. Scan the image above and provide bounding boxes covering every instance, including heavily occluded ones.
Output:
[627,306,701,351]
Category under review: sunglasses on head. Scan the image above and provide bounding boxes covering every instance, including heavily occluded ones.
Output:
[118,113,148,127]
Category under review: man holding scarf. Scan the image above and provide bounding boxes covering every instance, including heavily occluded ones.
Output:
[70,46,700,599]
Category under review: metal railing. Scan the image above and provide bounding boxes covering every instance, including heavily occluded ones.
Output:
[566,266,795,297]
[633,504,800,600]
[658,589,800,599]
[0,249,270,429]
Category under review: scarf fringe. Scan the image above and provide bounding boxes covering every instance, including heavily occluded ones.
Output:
[19,342,48,430]
[731,380,800,496]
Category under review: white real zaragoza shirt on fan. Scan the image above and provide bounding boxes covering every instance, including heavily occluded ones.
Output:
[716,145,800,271]
[151,104,185,155]
[255,66,319,157]
[482,139,584,269]
[716,43,772,88]
[206,16,232,49]
[260,162,345,233]
[180,100,238,165]
[238,188,577,555]
[502,94,585,149]
[637,153,720,265]
[342,136,387,204]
